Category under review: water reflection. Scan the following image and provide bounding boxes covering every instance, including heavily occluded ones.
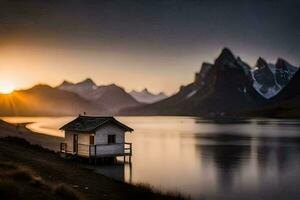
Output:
[199,144,251,191]
[2,116,300,200]
[195,132,300,199]
[87,160,133,183]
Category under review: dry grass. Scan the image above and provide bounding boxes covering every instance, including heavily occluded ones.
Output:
[134,183,190,200]
[52,183,83,200]
[0,161,187,200]
[0,137,189,200]
[0,162,18,170]
[2,136,54,153]
[0,162,84,200]
[29,176,47,188]
[0,179,20,200]
[0,162,48,186]
[5,168,36,182]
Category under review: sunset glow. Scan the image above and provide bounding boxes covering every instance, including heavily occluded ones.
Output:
[0,81,14,94]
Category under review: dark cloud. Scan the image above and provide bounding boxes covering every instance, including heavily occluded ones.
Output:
[0,0,299,63]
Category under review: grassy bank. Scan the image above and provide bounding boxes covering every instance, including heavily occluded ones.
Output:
[0,136,188,200]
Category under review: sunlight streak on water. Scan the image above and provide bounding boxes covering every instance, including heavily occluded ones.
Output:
[2,116,300,200]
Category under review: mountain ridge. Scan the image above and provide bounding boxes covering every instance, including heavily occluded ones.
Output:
[130,89,167,103]
[121,48,298,117]
[57,79,141,114]
[1,47,299,117]
[0,84,105,116]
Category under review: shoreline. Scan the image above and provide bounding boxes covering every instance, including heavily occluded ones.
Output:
[0,120,188,200]
[0,119,62,151]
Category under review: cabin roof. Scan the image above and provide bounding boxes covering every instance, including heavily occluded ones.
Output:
[59,116,133,132]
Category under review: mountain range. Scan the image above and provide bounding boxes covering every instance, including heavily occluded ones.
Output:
[0,47,299,117]
[250,69,300,117]
[129,89,167,103]
[57,79,141,114]
[121,48,299,117]
[252,57,297,98]
[0,78,167,116]
[0,84,105,116]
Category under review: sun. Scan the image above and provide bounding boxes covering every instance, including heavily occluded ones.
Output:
[0,81,15,94]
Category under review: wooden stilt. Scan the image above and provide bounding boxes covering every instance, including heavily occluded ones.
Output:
[128,161,132,183]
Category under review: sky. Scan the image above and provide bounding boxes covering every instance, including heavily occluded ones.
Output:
[0,0,299,95]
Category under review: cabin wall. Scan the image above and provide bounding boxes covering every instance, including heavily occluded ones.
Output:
[64,123,128,156]
[95,123,125,144]
[78,134,91,156]
[64,131,74,153]
[64,131,92,156]
[94,124,125,155]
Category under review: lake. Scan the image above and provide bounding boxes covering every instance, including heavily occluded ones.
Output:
[2,116,300,200]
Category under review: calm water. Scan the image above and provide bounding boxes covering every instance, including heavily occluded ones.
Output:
[2,116,300,200]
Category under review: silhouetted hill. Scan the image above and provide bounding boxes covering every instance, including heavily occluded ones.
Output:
[0,85,105,116]
[95,84,142,113]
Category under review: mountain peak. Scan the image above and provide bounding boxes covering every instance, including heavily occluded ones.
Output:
[77,78,96,86]
[58,80,73,88]
[101,84,125,92]
[215,47,236,65]
[220,47,235,58]
[275,58,298,73]
[194,62,213,85]
[276,58,289,69]
[129,88,167,103]
[31,84,53,91]
[201,62,213,68]
[256,57,268,69]
[106,83,119,88]
[158,92,166,96]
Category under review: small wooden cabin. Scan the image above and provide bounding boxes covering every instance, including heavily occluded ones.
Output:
[59,116,133,161]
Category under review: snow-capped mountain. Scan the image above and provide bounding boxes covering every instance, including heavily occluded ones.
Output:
[251,58,298,99]
[254,69,300,117]
[275,58,298,86]
[122,48,299,117]
[130,89,167,103]
[122,48,265,117]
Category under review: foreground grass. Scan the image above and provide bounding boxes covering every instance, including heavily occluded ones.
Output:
[134,183,189,200]
[0,162,83,200]
[0,137,189,200]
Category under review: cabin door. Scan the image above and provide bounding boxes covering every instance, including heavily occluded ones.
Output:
[73,134,78,153]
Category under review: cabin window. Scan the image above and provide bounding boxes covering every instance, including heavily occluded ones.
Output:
[90,135,94,145]
[108,135,116,144]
